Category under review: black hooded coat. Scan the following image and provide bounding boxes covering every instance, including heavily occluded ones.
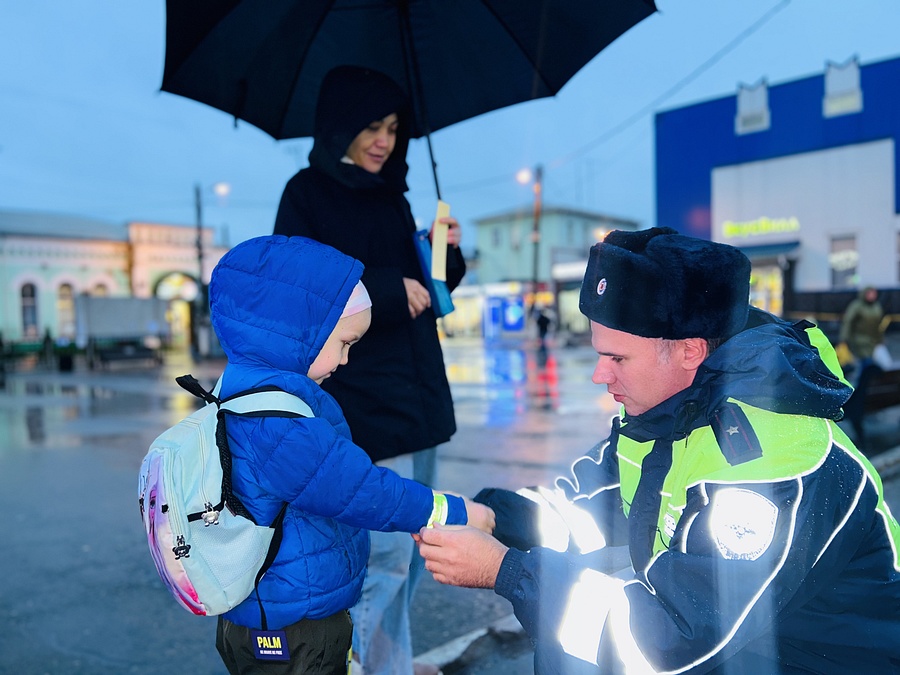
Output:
[273,66,465,462]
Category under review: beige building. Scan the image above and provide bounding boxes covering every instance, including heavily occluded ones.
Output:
[0,210,227,347]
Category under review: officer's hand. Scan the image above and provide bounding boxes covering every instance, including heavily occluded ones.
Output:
[414,525,507,589]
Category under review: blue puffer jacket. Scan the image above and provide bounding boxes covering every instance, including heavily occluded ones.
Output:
[209,235,446,629]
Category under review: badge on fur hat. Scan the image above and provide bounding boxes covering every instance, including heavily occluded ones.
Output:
[597,278,607,296]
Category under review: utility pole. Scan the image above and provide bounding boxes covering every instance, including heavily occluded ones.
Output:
[530,164,544,312]
[193,183,209,359]
[194,183,204,295]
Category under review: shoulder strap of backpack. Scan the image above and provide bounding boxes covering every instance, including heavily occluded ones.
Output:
[177,375,315,418]
[219,389,314,419]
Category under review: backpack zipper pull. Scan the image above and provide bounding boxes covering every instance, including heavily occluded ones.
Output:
[172,535,191,559]
[201,502,220,526]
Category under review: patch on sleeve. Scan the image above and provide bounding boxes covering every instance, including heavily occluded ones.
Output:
[709,487,778,561]
[711,402,763,466]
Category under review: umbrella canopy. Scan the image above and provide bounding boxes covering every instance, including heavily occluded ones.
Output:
[162,0,656,192]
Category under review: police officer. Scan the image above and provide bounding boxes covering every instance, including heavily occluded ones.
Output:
[416,227,900,674]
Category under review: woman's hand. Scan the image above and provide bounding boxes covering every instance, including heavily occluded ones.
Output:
[431,216,462,248]
[403,277,431,318]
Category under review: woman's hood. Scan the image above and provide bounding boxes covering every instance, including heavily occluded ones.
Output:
[209,235,363,374]
[307,65,412,192]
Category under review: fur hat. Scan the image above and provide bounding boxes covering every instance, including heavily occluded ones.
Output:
[579,227,751,340]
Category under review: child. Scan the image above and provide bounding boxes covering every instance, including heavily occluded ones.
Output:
[208,235,494,674]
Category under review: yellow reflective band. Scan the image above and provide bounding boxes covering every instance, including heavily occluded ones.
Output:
[428,493,448,527]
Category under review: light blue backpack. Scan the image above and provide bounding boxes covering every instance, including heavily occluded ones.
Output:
[138,374,312,622]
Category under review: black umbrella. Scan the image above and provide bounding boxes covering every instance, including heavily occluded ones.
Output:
[161,0,656,196]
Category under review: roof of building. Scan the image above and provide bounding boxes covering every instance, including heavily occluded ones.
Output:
[474,203,641,227]
[0,209,128,241]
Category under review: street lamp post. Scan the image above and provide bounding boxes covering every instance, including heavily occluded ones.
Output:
[530,164,543,309]
[192,181,230,360]
[194,183,204,297]
[193,183,210,359]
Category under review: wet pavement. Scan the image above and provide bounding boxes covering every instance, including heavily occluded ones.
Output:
[1,339,898,674]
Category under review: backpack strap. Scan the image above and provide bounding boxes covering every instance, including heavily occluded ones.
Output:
[219,389,314,418]
[176,374,220,404]
[213,384,316,524]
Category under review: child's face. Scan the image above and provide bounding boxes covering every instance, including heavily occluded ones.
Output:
[307,308,371,384]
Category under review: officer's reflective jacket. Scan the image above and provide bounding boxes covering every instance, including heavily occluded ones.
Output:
[492,309,900,673]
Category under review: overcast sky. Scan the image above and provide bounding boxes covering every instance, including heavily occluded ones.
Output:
[1,0,898,252]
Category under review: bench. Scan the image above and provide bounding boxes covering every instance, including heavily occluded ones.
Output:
[842,364,900,450]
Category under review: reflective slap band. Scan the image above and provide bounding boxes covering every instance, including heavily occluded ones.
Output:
[428,493,449,528]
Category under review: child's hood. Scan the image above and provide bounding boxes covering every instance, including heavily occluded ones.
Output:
[209,235,363,373]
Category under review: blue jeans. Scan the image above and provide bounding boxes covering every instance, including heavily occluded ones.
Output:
[350,447,437,674]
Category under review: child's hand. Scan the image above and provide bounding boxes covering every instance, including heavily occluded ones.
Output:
[464,498,495,534]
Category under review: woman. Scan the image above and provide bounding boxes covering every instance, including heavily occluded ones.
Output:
[273,65,464,675]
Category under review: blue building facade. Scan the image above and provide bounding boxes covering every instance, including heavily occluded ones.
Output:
[656,56,900,318]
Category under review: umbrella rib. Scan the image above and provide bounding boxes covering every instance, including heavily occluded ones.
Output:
[397,0,442,198]
[397,1,429,137]
[478,1,555,94]
[274,0,339,138]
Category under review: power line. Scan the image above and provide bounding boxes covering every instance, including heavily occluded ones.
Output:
[553,0,792,168]
[435,0,792,195]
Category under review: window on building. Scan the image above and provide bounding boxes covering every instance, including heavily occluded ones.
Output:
[21,283,38,339]
[492,226,502,248]
[735,80,770,135]
[57,283,75,338]
[823,57,863,118]
[829,235,858,289]
[566,220,575,245]
[92,283,109,297]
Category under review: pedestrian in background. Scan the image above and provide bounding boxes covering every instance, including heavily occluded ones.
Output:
[273,65,465,675]
[208,236,492,674]
[535,308,552,350]
[838,285,886,367]
[417,228,900,673]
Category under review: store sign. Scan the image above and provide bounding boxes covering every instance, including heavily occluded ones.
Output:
[722,217,800,239]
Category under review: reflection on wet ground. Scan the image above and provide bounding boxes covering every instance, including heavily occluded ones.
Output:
[443,341,616,431]
[0,360,205,454]
[0,343,616,458]
[5,341,897,458]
